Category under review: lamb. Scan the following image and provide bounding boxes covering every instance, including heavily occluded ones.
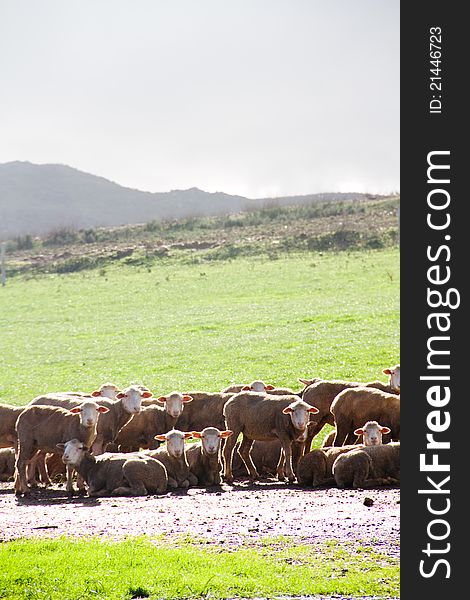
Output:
[58,439,168,496]
[0,403,25,449]
[14,401,109,496]
[186,427,233,486]
[296,445,359,487]
[332,442,400,488]
[322,420,391,447]
[331,387,400,446]
[222,393,319,483]
[147,429,197,489]
[112,392,193,452]
[0,447,15,481]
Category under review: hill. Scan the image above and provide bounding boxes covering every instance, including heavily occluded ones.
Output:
[0,161,376,239]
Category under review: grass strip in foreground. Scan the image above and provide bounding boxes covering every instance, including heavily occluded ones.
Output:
[0,536,399,599]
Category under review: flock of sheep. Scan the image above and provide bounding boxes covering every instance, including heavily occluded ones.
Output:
[0,364,400,498]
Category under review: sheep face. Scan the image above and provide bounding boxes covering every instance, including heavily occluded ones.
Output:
[383,365,400,392]
[282,400,319,431]
[157,392,193,419]
[69,401,109,427]
[91,383,120,399]
[154,429,193,458]
[116,386,152,414]
[192,427,233,455]
[57,439,87,465]
[354,420,391,446]
[242,380,275,392]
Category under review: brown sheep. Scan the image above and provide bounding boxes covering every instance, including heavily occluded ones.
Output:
[175,392,234,432]
[296,445,360,487]
[148,429,197,489]
[58,439,168,496]
[0,404,24,449]
[222,393,319,483]
[186,427,233,486]
[331,387,400,446]
[0,447,15,481]
[332,442,400,488]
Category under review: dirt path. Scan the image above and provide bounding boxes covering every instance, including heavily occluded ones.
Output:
[1,480,399,557]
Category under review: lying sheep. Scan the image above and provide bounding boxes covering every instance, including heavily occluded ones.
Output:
[186,427,233,486]
[14,401,109,496]
[222,393,319,483]
[0,403,25,449]
[298,420,391,486]
[322,421,391,448]
[332,442,400,488]
[331,387,400,446]
[175,392,234,432]
[0,447,15,481]
[113,392,193,452]
[58,439,168,496]
[147,429,197,489]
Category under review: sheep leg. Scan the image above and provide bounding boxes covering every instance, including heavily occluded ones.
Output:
[276,447,286,481]
[222,428,240,483]
[278,437,295,482]
[305,415,331,449]
[238,435,258,481]
[14,442,35,496]
[167,477,178,489]
[332,422,350,446]
[36,451,52,486]
[65,465,77,494]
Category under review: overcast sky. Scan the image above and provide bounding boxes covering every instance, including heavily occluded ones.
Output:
[0,1,399,198]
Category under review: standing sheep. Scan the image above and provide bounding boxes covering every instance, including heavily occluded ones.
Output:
[186,427,233,486]
[331,387,400,446]
[175,392,234,432]
[58,439,168,496]
[148,429,197,489]
[222,393,319,484]
[14,401,109,496]
[113,392,193,452]
[332,442,400,488]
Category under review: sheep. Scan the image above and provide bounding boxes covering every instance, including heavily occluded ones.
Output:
[60,382,121,400]
[222,393,319,483]
[221,380,301,396]
[331,387,400,446]
[0,403,25,449]
[332,441,400,488]
[186,427,233,486]
[322,420,391,448]
[147,429,197,489]
[27,385,150,488]
[175,392,234,432]
[14,401,109,496]
[0,448,15,481]
[296,445,359,487]
[298,420,391,486]
[58,439,167,496]
[112,392,193,452]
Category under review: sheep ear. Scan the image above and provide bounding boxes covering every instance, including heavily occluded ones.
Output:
[56,443,65,450]
[380,426,391,434]
[282,406,293,414]
[192,431,202,438]
[182,395,193,402]
[91,390,102,397]
[142,391,153,398]
[156,396,167,404]
[242,385,251,391]
[354,428,364,435]
[307,406,319,414]
[98,406,110,413]
[382,368,392,375]
[183,432,193,439]
[69,407,81,414]
[220,430,233,438]
[116,392,126,399]
[154,434,167,441]
[265,384,275,391]
[298,378,312,385]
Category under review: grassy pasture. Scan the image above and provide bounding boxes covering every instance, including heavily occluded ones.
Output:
[0,537,399,600]
[0,249,399,406]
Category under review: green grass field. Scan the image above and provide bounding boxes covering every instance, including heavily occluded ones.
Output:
[0,249,399,406]
[0,537,399,600]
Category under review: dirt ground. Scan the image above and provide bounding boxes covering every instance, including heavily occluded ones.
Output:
[0,479,400,558]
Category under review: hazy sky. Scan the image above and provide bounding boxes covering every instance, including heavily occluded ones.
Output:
[0,1,399,198]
